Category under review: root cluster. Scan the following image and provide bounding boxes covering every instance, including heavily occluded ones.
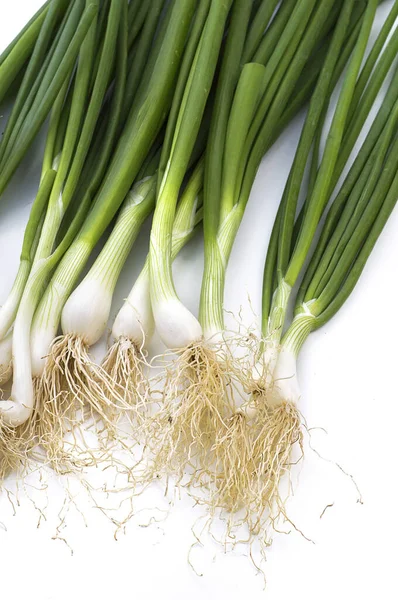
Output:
[1,329,305,556]
[0,416,37,483]
[144,334,304,545]
[206,390,304,542]
[146,341,235,486]
[35,334,135,472]
[101,337,149,431]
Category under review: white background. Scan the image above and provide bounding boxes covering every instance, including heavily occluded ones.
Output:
[1,2,398,599]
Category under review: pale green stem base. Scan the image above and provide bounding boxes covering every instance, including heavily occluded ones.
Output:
[281,301,317,357]
[0,259,31,340]
[0,258,55,425]
[149,178,179,307]
[30,240,92,376]
[199,204,243,340]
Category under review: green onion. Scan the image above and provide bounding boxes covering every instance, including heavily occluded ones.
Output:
[0,0,126,427]
[157,0,211,195]
[200,0,340,353]
[217,0,398,540]
[260,0,378,369]
[0,1,100,355]
[149,0,232,350]
[273,92,398,411]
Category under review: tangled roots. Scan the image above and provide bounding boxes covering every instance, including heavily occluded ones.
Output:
[198,392,304,545]
[36,334,133,466]
[147,341,235,486]
[34,376,97,474]
[101,337,149,428]
[210,411,254,513]
[0,416,37,484]
[250,396,303,529]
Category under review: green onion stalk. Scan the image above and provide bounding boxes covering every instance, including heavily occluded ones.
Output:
[255,0,382,385]
[0,1,93,196]
[11,0,198,471]
[276,102,398,409]
[246,82,398,537]
[259,0,394,402]
[145,0,235,484]
[260,0,393,381]
[0,0,81,361]
[0,0,101,351]
[211,0,396,533]
[0,0,55,105]
[96,0,213,415]
[149,0,232,348]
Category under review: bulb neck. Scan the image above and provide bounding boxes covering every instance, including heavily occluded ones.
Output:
[200,241,226,341]
[61,278,113,346]
[271,303,317,407]
[264,279,292,348]
[281,302,317,357]
[112,264,154,346]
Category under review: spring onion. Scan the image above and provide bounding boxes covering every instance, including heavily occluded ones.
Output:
[209,0,396,535]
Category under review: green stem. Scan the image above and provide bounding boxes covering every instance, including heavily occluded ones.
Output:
[157,0,211,195]
[276,0,354,279]
[296,64,398,306]
[87,178,157,293]
[0,0,65,167]
[280,303,316,357]
[313,167,398,328]
[204,0,251,243]
[252,0,296,65]
[312,129,398,315]
[199,205,243,336]
[220,63,266,222]
[0,1,52,104]
[307,99,398,303]
[241,0,280,64]
[122,0,165,120]
[150,0,231,308]
[284,0,378,287]
[346,0,398,125]
[0,3,98,197]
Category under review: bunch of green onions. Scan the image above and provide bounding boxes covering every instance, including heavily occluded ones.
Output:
[204,0,398,534]
[144,0,372,488]
[0,1,396,556]
[0,0,198,475]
